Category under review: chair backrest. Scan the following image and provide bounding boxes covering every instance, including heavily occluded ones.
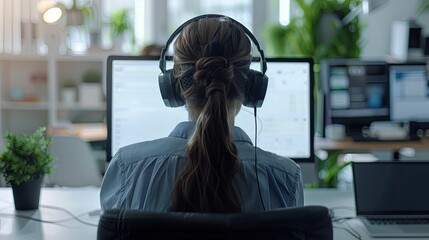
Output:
[97,206,333,240]
[49,135,102,187]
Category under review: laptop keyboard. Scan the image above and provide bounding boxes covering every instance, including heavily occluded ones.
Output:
[367,217,429,225]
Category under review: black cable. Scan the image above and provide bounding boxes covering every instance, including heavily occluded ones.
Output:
[254,106,266,210]
[330,206,356,220]
[332,216,357,222]
[330,207,357,221]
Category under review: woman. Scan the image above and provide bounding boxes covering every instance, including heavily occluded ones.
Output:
[100,15,303,213]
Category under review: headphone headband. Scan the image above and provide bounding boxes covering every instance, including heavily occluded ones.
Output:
[158,14,268,108]
[159,14,267,75]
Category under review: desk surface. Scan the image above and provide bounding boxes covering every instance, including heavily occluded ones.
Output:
[46,124,429,152]
[315,136,429,152]
[0,187,423,240]
[48,123,107,142]
[0,187,100,240]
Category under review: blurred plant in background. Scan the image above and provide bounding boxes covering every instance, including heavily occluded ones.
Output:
[265,0,363,63]
[265,0,364,188]
[417,0,429,16]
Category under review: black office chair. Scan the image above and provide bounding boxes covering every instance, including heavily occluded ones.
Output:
[97,205,333,240]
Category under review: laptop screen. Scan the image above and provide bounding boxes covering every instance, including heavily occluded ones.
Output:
[352,161,429,216]
[106,56,314,162]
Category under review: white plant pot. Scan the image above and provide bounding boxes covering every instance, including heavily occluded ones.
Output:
[62,88,77,105]
[79,83,102,107]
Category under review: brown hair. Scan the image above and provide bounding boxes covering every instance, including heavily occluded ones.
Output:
[171,17,252,213]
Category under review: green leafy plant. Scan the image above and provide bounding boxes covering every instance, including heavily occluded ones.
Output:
[265,0,363,188]
[307,151,351,188]
[109,8,131,37]
[0,127,55,185]
[417,0,429,15]
[82,69,102,83]
[62,79,77,88]
[265,0,363,62]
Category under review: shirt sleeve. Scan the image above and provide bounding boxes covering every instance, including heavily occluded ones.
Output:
[294,166,304,207]
[100,151,124,210]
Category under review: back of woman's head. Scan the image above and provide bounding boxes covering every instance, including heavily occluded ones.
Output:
[171,16,252,213]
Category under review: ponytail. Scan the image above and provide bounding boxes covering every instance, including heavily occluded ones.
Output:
[172,57,241,213]
[171,18,252,213]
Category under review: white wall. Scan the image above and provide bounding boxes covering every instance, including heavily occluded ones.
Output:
[361,0,429,57]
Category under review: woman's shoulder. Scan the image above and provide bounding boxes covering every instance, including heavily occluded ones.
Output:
[257,149,301,173]
[237,144,301,176]
[116,136,187,165]
[231,127,300,173]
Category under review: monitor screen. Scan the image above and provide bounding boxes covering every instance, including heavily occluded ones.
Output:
[389,64,429,122]
[107,56,314,162]
[321,59,389,136]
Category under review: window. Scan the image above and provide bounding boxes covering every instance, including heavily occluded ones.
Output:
[166,0,253,34]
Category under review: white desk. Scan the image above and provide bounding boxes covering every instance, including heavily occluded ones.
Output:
[0,187,100,240]
[305,189,367,240]
[0,187,422,240]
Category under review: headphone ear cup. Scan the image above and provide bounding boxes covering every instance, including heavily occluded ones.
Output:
[244,70,268,108]
[158,69,185,107]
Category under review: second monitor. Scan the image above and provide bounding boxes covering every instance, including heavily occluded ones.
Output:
[389,63,429,122]
[321,59,390,138]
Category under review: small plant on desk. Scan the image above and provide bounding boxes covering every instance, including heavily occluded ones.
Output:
[307,151,351,188]
[0,127,55,210]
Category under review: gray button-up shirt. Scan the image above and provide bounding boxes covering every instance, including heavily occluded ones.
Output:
[100,121,304,212]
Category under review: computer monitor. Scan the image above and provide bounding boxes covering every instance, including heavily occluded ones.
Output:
[321,59,389,137]
[107,56,314,162]
[389,63,429,122]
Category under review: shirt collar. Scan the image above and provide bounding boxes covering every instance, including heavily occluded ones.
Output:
[169,121,253,145]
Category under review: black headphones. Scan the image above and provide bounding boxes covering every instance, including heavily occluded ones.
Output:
[158,14,268,108]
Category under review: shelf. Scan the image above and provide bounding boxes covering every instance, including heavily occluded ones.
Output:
[1,101,49,110]
[1,102,106,111]
[0,54,47,61]
[1,51,109,136]
[57,102,106,111]
[0,51,115,62]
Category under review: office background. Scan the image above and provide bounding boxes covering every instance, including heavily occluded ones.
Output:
[1,0,429,187]
[1,1,429,239]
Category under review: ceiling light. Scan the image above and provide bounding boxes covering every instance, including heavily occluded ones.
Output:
[43,6,64,24]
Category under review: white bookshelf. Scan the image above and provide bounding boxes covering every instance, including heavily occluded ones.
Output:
[0,52,110,136]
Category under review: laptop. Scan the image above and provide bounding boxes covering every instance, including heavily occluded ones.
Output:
[106,56,314,162]
[352,161,429,237]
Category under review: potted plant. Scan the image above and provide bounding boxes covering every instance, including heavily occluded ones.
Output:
[110,8,131,37]
[265,0,362,62]
[0,127,55,210]
[265,0,363,188]
[79,69,103,107]
[109,8,133,52]
[264,0,363,92]
[61,79,78,105]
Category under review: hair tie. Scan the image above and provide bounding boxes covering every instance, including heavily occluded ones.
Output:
[206,82,226,97]
[217,56,228,67]
[208,41,224,57]
[207,41,229,67]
